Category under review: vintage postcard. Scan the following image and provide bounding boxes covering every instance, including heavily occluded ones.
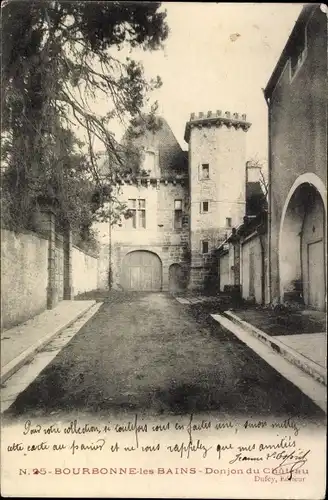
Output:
[1,1,327,498]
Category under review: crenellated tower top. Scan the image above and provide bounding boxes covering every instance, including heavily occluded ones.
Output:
[184,109,251,142]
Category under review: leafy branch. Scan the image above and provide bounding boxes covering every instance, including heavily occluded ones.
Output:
[1,1,168,237]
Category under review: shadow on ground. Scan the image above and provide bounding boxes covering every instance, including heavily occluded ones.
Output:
[4,292,326,423]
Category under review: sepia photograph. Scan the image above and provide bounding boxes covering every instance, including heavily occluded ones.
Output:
[1,1,327,498]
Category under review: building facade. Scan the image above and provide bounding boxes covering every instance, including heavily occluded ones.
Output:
[93,4,326,312]
[217,161,268,304]
[96,117,190,292]
[95,111,252,292]
[217,210,268,305]
[264,4,327,311]
[185,111,251,290]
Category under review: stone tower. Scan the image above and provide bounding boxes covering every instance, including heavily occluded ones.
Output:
[184,110,251,290]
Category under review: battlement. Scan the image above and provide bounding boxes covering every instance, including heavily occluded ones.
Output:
[184,109,251,142]
[190,110,248,121]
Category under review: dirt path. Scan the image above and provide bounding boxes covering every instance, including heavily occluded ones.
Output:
[5,293,325,420]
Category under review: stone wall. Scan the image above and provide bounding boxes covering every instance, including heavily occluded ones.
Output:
[72,245,98,295]
[94,115,191,291]
[241,234,267,304]
[1,228,48,329]
[187,113,250,289]
[268,6,327,302]
[111,243,188,291]
[94,112,255,293]
[1,226,99,329]
[219,252,230,291]
[55,233,64,302]
[217,231,267,304]
[95,179,190,291]
[97,242,110,290]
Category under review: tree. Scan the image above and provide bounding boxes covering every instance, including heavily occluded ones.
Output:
[247,157,268,199]
[1,1,168,234]
[258,166,268,200]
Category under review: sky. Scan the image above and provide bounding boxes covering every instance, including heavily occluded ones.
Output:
[139,2,305,163]
[88,3,305,166]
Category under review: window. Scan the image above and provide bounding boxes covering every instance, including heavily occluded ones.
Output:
[128,199,146,228]
[144,150,156,175]
[226,217,232,228]
[200,201,210,213]
[174,199,183,230]
[201,240,209,254]
[138,199,146,228]
[128,199,137,228]
[200,163,209,180]
[290,27,307,80]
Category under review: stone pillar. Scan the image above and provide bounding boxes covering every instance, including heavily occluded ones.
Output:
[63,226,74,300]
[34,208,57,309]
[162,262,169,291]
[97,243,111,290]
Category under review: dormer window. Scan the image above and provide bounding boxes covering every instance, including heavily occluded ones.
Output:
[144,150,157,176]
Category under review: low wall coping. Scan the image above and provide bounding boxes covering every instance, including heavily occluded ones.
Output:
[1,227,48,242]
[72,244,99,260]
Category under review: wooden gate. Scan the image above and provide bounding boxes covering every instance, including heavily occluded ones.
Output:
[121,251,162,291]
[308,240,325,310]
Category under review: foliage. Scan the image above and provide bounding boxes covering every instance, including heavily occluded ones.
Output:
[1,1,168,235]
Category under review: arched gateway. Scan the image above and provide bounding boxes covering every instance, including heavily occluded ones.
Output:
[169,263,187,292]
[121,251,162,291]
[279,174,326,310]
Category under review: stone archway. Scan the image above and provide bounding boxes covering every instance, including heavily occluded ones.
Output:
[279,175,326,310]
[121,250,162,291]
[169,263,187,293]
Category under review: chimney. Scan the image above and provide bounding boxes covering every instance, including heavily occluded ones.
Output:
[246,160,262,183]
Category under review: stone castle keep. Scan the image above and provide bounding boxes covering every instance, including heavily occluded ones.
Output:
[95,109,252,292]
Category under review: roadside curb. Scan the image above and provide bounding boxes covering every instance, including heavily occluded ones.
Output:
[224,310,327,386]
[1,301,96,385]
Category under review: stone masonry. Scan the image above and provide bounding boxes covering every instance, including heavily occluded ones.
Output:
[185,110,251,290]
[95,117,190,292]
[95,111,252,292]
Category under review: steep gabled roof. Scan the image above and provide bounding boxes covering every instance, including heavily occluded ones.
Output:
[122,115,188,176]
[96,115,188,180]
